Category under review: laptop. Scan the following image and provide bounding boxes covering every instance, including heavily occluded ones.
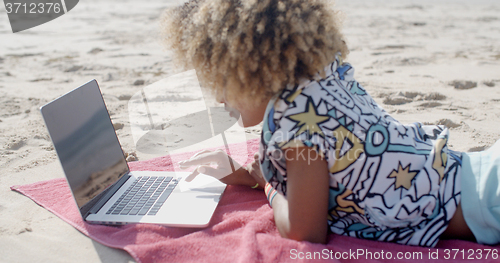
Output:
[40,79,226,227]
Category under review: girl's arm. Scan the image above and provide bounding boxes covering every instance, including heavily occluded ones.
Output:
[271,147,330,244]
[179,150,266,189]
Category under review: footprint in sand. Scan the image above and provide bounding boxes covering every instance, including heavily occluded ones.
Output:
[424,119,461,129]
[6,138,26,150]
[88,48,103,54]
[483,81,495,87]
[383,96,412,105]
[468,145,487,152]
[436,119,461,128]
[118,94,132,101]
[383,91,419,105]
[64,65,83,73]
[383,91,447,106]
[424,92,447,101]
[449,80,477,90]
[133,79,145,86]
[0,72,12,77]
[419,102,442,108]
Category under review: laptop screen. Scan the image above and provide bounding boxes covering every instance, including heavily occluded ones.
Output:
[41,80,129,214]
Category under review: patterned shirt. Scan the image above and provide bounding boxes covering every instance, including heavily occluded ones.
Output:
[259,57,462,247]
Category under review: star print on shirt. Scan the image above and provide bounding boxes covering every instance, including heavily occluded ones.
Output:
[388,162,418,190]
[287,98,330,139]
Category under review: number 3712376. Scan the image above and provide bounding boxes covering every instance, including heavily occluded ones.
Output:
[5,3,63,14]
[443,249,498,260]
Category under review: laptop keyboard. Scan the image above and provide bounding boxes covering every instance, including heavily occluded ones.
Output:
[106,176,181,216]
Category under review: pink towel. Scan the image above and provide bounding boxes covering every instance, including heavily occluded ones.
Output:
[11,139,499,263]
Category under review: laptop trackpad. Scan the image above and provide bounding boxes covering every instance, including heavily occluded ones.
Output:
[179,173,223,193]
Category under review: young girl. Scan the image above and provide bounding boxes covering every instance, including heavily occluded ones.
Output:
[164,0,499,246]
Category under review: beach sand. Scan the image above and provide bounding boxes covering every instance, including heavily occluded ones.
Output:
[0,0,499,262]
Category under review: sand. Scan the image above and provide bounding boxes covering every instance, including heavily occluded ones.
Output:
[0,0,499,262]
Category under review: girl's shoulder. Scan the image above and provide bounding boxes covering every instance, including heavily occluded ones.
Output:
[270,59,385,129]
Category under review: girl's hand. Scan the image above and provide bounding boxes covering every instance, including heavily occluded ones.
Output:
[179,149,264,188]
[246,152,267,189]
[179,149,238,182]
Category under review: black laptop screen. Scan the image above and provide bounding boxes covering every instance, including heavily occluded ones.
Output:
[41,80,129,212]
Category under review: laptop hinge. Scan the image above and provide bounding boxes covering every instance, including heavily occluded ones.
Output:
[84,173,131,217]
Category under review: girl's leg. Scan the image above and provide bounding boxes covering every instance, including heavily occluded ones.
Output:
[441,202,476,241]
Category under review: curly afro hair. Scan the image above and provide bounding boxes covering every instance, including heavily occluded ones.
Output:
[161,0,348,103]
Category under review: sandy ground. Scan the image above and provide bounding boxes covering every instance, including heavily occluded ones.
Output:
[0,0,499,262]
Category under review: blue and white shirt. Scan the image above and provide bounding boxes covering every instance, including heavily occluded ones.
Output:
[259,57,462,247]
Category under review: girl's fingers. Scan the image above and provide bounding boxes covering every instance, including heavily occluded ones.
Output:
[191,149,211,158]
[179,151,224,168]
[179,149,236,181]
[179,150,212,169]
[197,165,230,180]
[184,168,200,182]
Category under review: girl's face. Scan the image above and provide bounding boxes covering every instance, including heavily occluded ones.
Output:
[216,90,269,127]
